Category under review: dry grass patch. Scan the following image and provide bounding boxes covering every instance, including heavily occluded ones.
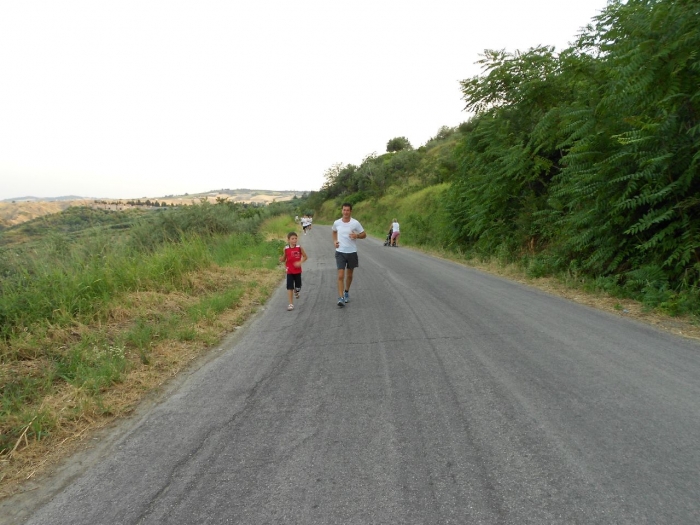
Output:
[0,265,282,499]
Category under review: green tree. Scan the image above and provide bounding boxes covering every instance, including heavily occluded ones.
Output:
[386,136,413,152]
[554,0,700,286]
[451,45,572,254]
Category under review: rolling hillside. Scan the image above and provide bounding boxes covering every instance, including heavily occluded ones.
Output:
[0,189,306,229]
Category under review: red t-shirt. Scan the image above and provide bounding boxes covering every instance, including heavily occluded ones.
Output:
[284,245,303,274]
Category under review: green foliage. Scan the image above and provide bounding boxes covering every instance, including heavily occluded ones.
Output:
[318,133,461,204]
[446,0,700,294]
[401,185,453,248]
[451,45,578,256]
[55,343,129,394]
[553,0,700,286]
[0,207,147,247]
[330,184,452,250]
[127,200,268,252]
[188,288,245,323]
[386,136,413,152]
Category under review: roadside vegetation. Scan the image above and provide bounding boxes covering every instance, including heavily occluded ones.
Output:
[0,200,302,496]
[313,0,700,319]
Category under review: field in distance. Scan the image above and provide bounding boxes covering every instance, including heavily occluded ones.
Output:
[0,189,306,229]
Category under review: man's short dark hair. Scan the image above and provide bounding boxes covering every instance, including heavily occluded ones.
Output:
[342,202,352,210]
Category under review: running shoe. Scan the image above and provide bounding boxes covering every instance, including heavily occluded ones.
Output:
[344,291,349,303]
[337,297,345,307]
[287,304,294,311]
[294,288,300,299]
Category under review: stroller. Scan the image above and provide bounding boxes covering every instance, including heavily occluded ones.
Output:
[383,228,394,246]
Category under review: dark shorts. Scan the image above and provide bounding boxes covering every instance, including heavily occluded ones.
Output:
[286,273,302,290]
[335,251,359,270]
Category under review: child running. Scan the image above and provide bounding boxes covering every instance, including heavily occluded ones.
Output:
[279,232,308,311]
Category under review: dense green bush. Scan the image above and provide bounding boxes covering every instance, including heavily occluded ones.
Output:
[449,0,699,294]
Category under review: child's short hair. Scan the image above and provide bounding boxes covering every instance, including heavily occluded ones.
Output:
[287,232,298,239]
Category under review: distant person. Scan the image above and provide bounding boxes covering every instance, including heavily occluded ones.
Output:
[302,215,310,235]
[279,232,308,311]
[385,221,394,246]
[332,203,366,307]
[391,218,400,246]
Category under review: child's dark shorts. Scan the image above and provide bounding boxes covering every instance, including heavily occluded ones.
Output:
[286,273,302,290]
[335,251,359,269]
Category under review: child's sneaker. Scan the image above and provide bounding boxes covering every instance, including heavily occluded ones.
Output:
[337,297,345,307]
[294,288,300,299]
[287,304,294,311]
[344,291,349,303]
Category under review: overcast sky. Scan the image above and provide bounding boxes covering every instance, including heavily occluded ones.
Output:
[0,0,609,200]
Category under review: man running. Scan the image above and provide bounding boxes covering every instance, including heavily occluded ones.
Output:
[332,203,366,307]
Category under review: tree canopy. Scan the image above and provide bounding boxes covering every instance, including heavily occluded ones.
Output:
[386,136,413,152]
[449,0,699,296]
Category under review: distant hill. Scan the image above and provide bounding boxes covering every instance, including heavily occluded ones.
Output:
[2,189,308,203]
[1,195,87,203]
[0,188,310,229]
[0,200,95,229]
[165,189,306,205]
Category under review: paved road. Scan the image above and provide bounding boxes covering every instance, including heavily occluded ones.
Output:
[12,226,700,524]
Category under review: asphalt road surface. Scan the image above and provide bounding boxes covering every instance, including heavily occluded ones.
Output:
[10,225,700,524]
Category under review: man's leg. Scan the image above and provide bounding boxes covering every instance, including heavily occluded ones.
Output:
[337,268,346,298]
[345,268,354,292]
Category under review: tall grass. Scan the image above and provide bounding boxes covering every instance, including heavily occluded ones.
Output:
[0,202,276,343]
[259,214,301,240]
[0,233,214,345]
[0,202,289,458]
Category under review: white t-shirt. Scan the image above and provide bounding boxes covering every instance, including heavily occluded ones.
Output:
[332,217,364,253]
[392,221,400,233]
